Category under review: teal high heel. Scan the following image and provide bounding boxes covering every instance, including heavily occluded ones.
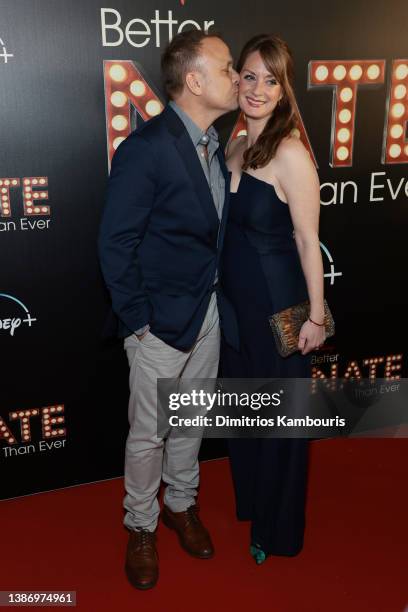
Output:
[250,543,267,565]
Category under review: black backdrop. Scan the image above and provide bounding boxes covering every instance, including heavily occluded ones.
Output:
[1,0,407,499]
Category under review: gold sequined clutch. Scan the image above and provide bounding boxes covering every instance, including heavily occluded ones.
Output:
[268,299,335,358]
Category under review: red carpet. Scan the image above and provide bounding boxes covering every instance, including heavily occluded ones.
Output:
[1,439,407,612]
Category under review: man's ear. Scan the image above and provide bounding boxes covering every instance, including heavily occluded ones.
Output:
[185,71,202,96]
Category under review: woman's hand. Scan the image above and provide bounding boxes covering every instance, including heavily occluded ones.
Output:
[298,319,326,355]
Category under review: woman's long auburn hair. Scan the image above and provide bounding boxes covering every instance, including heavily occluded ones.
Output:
[237,34,299,170]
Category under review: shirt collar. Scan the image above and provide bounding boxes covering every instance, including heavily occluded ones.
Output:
[169,101,219,148]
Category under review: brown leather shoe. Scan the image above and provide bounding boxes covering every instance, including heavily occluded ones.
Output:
[162,504,214,559]
[125,529,158,590]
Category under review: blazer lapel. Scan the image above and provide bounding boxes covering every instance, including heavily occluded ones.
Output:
[163,106,219,237]
[215,148,231,254]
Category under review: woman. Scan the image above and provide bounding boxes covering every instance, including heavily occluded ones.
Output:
[221,34,326,563]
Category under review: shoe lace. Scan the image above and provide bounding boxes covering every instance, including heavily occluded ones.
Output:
[135,529,155,556]
[185,505,200,528]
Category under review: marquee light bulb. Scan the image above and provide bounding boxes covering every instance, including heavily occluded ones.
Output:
[389,144,401,158]
[390,124,403,138]
[339,109,352,123]
[113,136,126,150]
[349,65,363,80]
[146,100,161,116]
[111,115,128,131]
[333,65,346,80]
[315,65,328,81]
[340,87,353,102]
[336,146,349,160]
[394,84,406,99]
[391,102,405,118]
[130,80,146,97]
[109,64,127,82]
[395,64,408,80]
[367,64,380,79]
[337,128,350,143]
[111,91,127,107]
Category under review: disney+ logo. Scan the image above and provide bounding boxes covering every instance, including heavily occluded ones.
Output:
[0,294,37,336]
[0,36,13,64]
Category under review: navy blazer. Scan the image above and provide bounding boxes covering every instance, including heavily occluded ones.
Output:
[98,105,239,351]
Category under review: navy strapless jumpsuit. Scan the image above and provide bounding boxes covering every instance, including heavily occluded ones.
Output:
[220,172,310,556]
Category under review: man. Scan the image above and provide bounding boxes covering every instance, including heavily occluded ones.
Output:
[98,29,239,590]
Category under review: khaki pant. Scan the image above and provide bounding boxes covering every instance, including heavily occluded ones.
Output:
[123,292,220,531]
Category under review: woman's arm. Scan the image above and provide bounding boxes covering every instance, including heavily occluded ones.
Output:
[273,137,326,354]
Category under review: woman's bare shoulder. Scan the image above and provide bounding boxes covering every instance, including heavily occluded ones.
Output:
[272,136,316,177]
[275,135,308,160]
[272,135,319,193]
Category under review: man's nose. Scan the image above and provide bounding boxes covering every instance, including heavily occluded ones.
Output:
[232,69,239,85]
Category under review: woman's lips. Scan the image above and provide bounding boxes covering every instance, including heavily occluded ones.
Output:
[245,97,265,108]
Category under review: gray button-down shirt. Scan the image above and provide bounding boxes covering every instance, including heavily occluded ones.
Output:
[169,101,225,222]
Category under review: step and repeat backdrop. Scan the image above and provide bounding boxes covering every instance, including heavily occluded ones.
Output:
[1,0,407,499]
